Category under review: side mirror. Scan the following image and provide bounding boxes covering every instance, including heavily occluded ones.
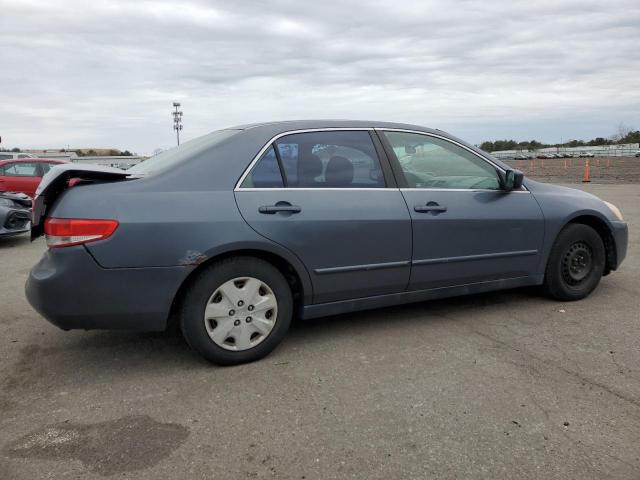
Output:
[501,169,524,191]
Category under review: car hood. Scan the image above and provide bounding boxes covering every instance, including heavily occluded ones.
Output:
[524,179,601,200]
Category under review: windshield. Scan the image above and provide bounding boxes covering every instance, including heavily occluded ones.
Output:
[128,129,240,175]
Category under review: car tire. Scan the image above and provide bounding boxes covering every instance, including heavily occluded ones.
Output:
[542,223,605,301]
[180,256,293,365]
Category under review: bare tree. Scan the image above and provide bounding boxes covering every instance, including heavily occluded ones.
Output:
[613,122,633,142]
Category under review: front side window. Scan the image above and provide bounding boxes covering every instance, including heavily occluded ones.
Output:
[240,146,284,188]
[0,154,13,160]
[383,132,500,190]
[2,162,39,176]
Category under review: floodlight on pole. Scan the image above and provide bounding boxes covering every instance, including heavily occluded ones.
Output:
[172,102,183,145]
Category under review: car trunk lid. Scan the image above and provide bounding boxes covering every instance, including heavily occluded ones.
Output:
[31,164,132,240]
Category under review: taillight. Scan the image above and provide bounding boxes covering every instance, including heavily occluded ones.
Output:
[44,218,119,248]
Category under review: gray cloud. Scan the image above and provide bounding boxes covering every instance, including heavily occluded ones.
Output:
[1,0,639,153]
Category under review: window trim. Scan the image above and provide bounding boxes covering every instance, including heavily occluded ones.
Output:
[375,128,528,192]
[235,128,391,191]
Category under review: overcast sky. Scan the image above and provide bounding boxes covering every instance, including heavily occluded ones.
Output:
[1,0,639,154]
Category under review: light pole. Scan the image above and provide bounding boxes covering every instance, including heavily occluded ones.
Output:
[172,102,183,145]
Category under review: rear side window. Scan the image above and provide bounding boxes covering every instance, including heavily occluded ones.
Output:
[275,131,384,188]
[0,154,12,160]
[240,146,284,188]
[2,162,39,176]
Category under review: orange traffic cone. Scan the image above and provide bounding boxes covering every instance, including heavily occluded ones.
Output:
[530,159,535,173]
[607,158,611,168]
[564,159,568,170]
[582,160,591,183]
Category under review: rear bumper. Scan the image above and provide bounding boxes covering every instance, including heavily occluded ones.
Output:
[26,246,194,331]
[611,220,628,270]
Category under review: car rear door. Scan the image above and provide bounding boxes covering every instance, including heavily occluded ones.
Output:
[379,129,545,290]
[234,129,412,304]
[0,161,41,197]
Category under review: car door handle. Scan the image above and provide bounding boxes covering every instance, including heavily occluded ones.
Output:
[414,202,447,214]
[258,203,302,214]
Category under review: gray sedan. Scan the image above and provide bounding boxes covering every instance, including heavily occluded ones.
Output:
[26,121,628,365]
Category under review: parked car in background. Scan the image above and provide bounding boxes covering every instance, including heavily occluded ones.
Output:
[0,191,32,237]
[561,153,573,158]
[579,152,595,158]
[0,152,37,160]
[26,120,628,365]
[0,152,36,160]
[0,158,68,198]
[635,151,640,157]
[513,154,528,160]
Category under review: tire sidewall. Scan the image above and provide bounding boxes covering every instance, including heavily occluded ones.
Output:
[181,257,293,365]
[545,224,605,301]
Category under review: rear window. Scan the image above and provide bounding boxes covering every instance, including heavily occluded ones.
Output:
[128,129,240,176]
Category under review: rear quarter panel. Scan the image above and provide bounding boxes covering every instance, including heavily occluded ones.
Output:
[48,182,314,304]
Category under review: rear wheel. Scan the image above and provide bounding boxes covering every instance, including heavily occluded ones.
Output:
[543,224,605,301]
[181,256,293,365]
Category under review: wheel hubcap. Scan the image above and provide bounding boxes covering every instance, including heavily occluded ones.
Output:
[561,241,593,285]
[203,277,278,351]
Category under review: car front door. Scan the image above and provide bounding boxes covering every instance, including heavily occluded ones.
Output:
[235,129,412,304]
[379,130,545,291]
[0,161,41,198]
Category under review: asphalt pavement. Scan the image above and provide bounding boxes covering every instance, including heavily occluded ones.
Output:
[1,184,639,479]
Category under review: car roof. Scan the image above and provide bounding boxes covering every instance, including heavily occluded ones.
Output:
[227,119,443,135]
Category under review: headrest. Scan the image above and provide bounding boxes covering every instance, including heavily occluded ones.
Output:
[325,156,354,187]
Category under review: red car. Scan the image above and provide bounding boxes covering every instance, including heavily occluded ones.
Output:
[0,158,68,198]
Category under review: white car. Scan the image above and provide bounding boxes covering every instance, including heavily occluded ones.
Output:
[0,152,36,160]
[578,151,595,158]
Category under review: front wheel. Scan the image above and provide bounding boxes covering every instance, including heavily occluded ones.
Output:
[542,223,605,301]
[181,256,293,365]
